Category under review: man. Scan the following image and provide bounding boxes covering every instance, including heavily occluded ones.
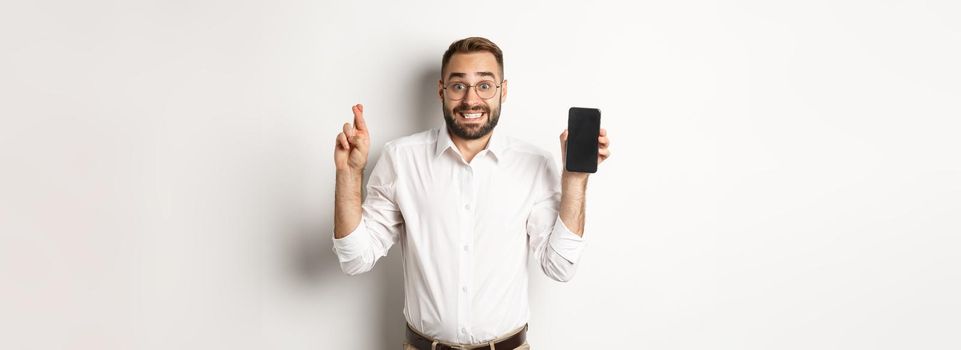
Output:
[332,37,611,350]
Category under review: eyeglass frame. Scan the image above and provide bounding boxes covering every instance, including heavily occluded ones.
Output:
[441,79,505,101]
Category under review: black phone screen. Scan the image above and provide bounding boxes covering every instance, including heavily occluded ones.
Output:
[566,107,601,173]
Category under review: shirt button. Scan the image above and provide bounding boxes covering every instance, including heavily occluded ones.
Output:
[462,286,468,293]
[464,204,471,210]
[463,245,469,252]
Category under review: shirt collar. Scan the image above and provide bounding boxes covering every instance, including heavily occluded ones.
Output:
[434,126,507,163]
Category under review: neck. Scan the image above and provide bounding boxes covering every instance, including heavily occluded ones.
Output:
[449,129,493,164]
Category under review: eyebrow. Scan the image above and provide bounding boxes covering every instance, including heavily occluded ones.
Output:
[447,71,497,80]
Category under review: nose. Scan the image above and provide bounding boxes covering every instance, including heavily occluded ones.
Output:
[463,85,483,105]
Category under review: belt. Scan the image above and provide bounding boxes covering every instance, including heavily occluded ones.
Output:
[405,324,527,350]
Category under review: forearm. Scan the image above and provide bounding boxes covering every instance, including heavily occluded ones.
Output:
[559,171,589,236]
[334,168,364,238]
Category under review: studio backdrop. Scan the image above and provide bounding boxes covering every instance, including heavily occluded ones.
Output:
[1,0,959,349]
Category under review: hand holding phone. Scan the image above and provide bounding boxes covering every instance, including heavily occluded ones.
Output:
[565,107,602,173]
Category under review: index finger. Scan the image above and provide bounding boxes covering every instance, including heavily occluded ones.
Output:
[353,104,368,131]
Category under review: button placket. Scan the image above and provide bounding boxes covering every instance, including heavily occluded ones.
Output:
[461,165,475,218]
[456,165,475,343]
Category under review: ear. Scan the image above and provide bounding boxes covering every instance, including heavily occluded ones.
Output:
[438,79,445,101]
[500,79,507,104]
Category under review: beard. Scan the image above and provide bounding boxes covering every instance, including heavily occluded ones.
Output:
[442,97,501,140]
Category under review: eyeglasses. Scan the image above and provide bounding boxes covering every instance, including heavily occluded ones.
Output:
[442,80,503,101]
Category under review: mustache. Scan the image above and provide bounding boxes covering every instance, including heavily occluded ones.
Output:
[454,104,490,114]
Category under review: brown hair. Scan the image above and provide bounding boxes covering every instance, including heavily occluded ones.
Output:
[441,37,504,81]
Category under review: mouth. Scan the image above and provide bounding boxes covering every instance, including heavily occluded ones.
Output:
[457,111,487,122]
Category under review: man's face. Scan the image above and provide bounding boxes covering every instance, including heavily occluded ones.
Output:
[438,52,507,140]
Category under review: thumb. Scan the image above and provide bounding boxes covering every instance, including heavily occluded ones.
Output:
[559,129,568,156]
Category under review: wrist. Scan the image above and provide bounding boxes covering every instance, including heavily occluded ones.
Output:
[562,170,589,184]
[336,167,365,180]
[561,171,589,196]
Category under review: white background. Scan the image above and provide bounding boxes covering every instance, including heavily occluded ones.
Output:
[1,0,959,349]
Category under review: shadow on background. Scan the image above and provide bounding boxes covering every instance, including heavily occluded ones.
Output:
[286,63,442,349]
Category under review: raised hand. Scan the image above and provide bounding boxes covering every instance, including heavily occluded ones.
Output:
[559,128,611,174]
[334,104,371,172]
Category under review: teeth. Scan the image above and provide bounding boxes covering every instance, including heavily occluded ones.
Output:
[462,113,483,119]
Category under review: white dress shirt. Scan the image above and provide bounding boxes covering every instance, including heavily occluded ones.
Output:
[332,126,588,344]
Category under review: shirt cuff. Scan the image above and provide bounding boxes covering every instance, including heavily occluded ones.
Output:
[549,216,587,264]
[331,219,370,261]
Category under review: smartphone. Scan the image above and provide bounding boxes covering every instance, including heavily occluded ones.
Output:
[566,107,601,173]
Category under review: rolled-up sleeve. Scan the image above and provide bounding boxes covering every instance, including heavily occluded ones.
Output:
[527,157,588,282]
[548,216,587,264]
[332,144,405,276]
